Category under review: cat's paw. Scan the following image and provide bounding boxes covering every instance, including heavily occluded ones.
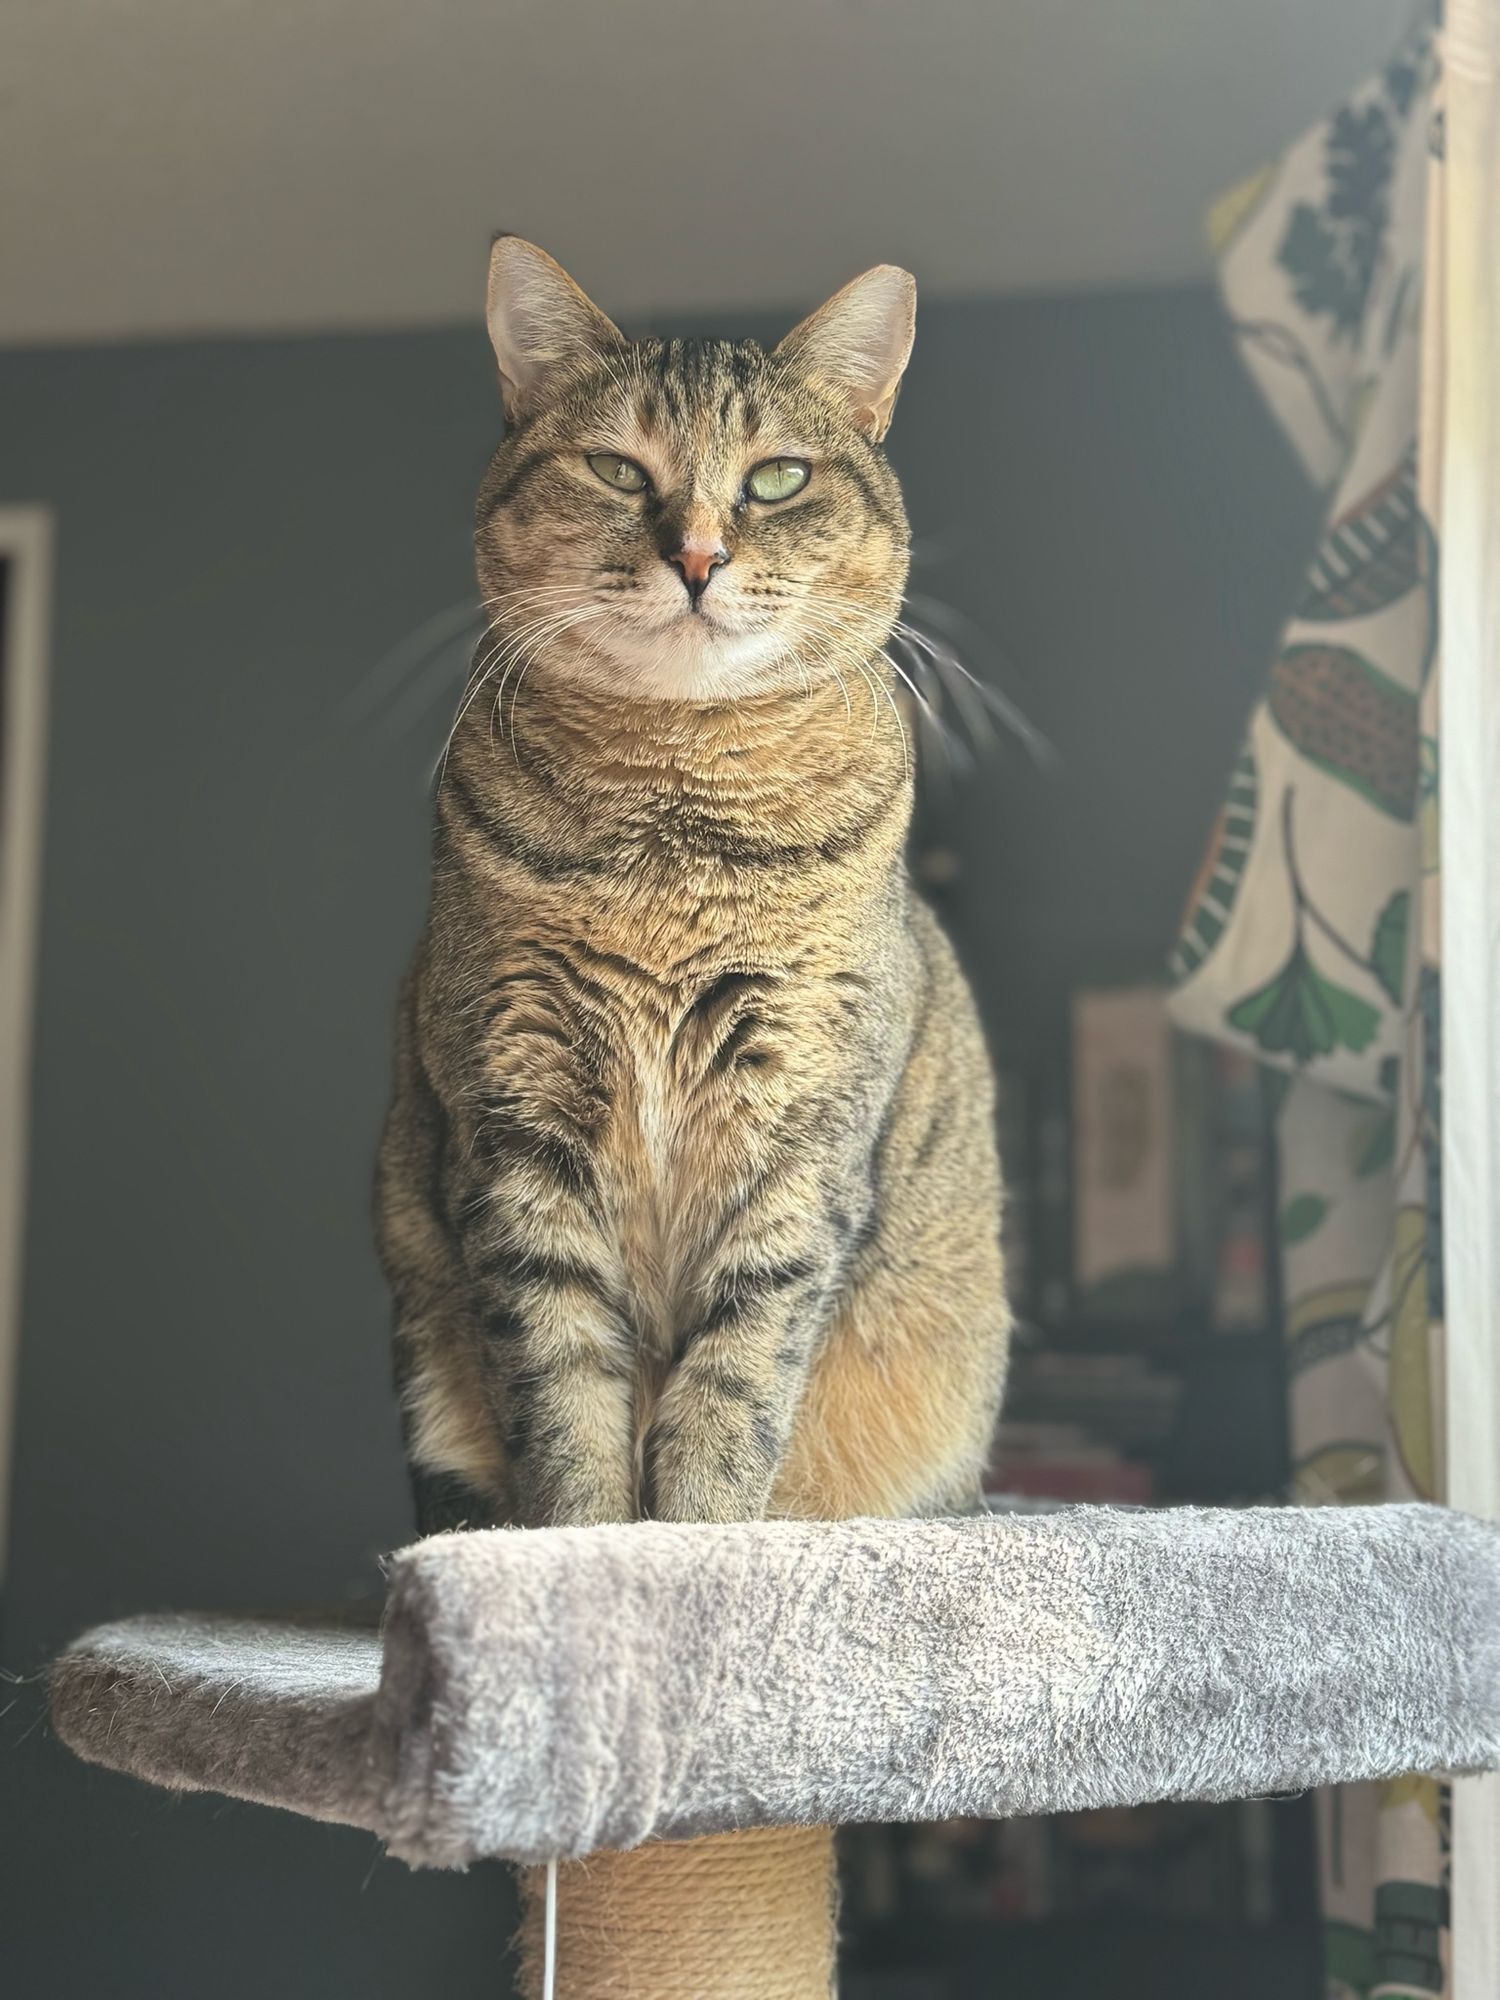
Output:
[644,1444,775,1524]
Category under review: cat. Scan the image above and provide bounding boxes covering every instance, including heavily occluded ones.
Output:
[376,237,1010,1531]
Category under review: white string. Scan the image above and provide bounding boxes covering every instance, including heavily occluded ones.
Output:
[542,1855,558,2000]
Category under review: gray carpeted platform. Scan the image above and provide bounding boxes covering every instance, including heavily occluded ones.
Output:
[51,1503,1500,1868]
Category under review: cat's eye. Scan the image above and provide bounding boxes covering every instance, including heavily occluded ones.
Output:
[745,457,811,503]
[586,452,649,494]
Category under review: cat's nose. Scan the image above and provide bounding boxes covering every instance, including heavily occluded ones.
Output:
[666,540,730,610]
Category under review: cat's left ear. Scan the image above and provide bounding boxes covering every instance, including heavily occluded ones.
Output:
[774,265,917,441]
[486,236,625,422]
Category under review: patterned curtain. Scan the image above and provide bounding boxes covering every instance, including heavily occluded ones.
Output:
[1166,22,1449,1998]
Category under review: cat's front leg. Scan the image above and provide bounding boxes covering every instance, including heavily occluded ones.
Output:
[461,1143,639,1529]
[645,1202,841,1523]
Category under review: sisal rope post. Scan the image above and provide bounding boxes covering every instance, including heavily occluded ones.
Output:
[516,1825,838,1999]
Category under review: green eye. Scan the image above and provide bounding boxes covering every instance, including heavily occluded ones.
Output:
[746,457,811,503]
[586,452,649,494]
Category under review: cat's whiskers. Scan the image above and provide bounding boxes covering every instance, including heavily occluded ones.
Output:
[482,607,598,738]
[341,597,487,726]
[792,603,914,773]
[463,590,589,681]
[794,623,888,752]
[792,631,855,726]
[477,567,607,609]
[437,598,597,786]
[498,607,613,765]
[862,658,909,767]
[507,622,613,767]
[348,586,595,747]
[792,584,1052,768]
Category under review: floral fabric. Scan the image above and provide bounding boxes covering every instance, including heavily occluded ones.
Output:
[1167,24,1448,1998]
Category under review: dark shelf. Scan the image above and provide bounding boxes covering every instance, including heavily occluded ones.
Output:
[842,1915,1321,2000]
[1021,1311,1270,1359]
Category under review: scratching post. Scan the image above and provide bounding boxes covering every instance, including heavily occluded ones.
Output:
[51,1505,1500,1994]
[516,1828,837,2000]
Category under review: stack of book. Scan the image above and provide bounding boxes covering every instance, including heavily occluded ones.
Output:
[988,1348,1182,1504]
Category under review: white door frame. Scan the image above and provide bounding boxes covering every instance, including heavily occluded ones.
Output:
[1439,2,1500,1989]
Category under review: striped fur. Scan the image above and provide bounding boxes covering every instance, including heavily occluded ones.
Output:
[376,241,1009,1529]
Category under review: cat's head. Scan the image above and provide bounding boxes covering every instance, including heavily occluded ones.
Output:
[476,237,915,702]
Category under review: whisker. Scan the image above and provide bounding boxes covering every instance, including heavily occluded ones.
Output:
[341,598,485,726]
[897,594,1055,767]
[790,583,1054,770]
[787,629,857,736]
[376,624,487,746]
[347,579,606,739]
[498,606,612,764]
[434,602,594,788]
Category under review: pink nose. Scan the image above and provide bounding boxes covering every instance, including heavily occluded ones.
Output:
[668,542,729,607]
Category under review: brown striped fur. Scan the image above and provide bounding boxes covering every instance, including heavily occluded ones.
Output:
[376,240,1009,1529]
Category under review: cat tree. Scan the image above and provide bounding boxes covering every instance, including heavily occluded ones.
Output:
[53,1503,1500,1996]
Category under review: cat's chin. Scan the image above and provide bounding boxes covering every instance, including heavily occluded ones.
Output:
[573,615,797,704]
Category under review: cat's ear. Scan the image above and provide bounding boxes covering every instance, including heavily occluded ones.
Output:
[774,266,917,441]
[485,236,624,421]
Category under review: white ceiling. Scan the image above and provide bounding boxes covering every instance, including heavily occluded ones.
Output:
[5,0,1410,347]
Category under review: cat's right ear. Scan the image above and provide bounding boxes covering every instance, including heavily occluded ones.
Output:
[485,236,624,422]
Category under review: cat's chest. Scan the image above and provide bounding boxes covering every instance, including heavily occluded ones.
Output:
[472,934,816,1315]
[609,990,814,1350]
[605,963,797,1206]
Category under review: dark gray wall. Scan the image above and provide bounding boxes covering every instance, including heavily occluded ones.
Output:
[0,293,1319,1997]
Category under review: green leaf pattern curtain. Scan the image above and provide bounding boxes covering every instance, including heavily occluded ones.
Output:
[1167,24,1448,1998]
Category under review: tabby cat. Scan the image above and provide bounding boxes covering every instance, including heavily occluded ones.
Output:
[376,238,1009,1531]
